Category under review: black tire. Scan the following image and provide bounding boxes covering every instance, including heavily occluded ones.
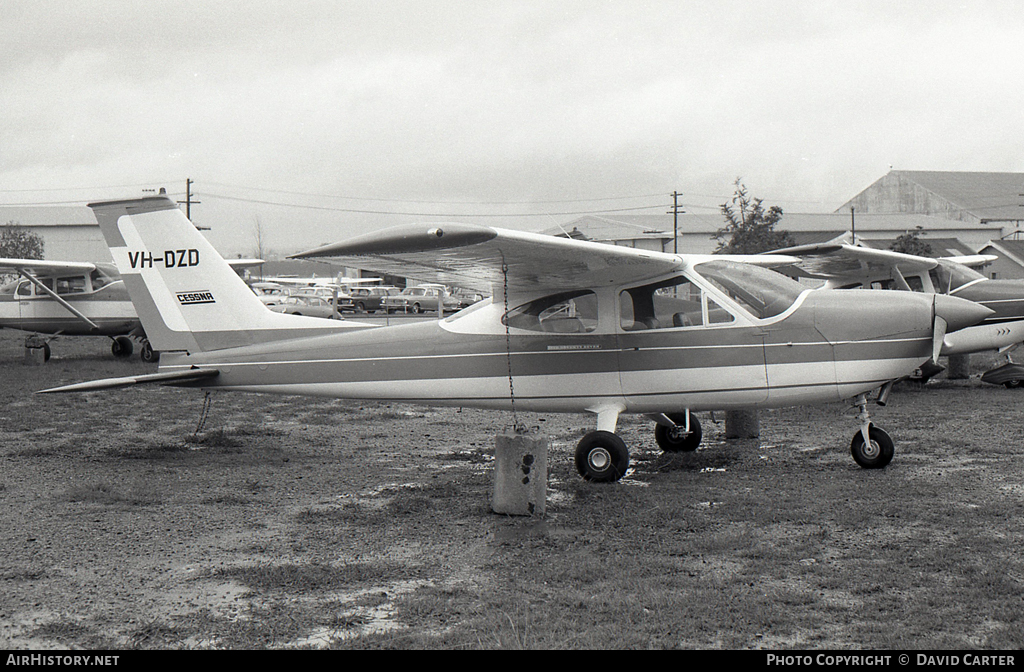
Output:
[140,341,159,363]
[41,342,50,362]
[575,431,629,482]
[111,336,134,358]
[412,303,422,314]
[654,412,702,452]
[850,425,894,469]
[356,301,366,312]
[1003,379,1021,389]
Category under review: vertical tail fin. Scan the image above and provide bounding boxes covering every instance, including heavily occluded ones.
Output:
[90,196,348,353]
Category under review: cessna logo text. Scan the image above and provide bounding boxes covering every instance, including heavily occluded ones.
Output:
[176,290,215,305]
[128,249,200,269]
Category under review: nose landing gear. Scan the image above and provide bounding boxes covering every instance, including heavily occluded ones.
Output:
[850,391,894,469]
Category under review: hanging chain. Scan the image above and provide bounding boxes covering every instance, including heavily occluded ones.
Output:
[502,261,524,433]
[193,391,212,438]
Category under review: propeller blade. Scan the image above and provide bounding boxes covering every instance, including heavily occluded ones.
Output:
[933,315,948,363]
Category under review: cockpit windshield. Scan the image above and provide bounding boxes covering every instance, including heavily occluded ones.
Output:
[692,259,806,319]
[932,259,986,294]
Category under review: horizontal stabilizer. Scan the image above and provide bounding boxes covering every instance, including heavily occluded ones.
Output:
[38,368,219,394]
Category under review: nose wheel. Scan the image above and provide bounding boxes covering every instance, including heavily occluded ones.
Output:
[851,393,894,469]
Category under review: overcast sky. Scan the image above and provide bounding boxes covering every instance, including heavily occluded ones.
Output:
[2,1,1023,257]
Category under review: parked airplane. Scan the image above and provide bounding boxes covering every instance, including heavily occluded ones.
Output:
[40,196,991,482]
[1,256,264,362]
[0,258,147,360]
[768,242,1024,383]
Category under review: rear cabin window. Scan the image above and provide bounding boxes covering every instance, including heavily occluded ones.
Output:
[504,290,598,333]
[56,276,87,295]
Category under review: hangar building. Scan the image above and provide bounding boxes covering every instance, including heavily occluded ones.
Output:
[0,205,109,262]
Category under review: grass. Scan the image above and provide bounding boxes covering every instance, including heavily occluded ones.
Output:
[2,331,1023,648]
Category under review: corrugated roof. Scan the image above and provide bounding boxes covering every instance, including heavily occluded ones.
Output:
[0,205,96,227]
[859,237,976,257]
[979,239,1024,266]
[842,170,1024,222]
[543,212,988,243]
[899,171,1024,221]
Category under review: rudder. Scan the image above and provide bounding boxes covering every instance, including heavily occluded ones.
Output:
[90,196,347,353]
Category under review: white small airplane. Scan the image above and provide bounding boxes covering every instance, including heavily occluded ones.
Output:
[0,258,147,360]
[769,242,1024,382]
[40,196,992,481]
[1,256,264,362]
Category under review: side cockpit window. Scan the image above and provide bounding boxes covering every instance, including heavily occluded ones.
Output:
[619,275,736,331]
[90,268,115,290]
[693,260,804,320]
[504,290,598,333]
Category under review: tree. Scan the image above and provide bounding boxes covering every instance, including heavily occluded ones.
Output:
[713,178,793,254]
[0,221,44,259]
[889,226,932,257]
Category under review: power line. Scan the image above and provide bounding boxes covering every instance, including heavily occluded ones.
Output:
[0,180,179,193]
[202,192,671,217]
[202,180,669,206]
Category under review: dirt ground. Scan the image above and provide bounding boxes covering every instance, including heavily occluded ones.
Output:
[1,329,1022,649]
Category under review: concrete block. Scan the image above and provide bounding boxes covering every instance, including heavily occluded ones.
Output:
[491,432,548,516]
[946,354,971,379]
[725,409,759,439]
[24,346,47,365]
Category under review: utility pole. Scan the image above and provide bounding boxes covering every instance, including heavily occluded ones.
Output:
[668,191,684,255]
[850,206,856,245]
[177,178,201,221]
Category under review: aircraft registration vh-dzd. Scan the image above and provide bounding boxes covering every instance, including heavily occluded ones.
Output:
[40,196,993,482]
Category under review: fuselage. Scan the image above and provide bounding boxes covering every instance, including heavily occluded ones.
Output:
[953,279,1024,325]
[156,287,940,416]
[0,279,138,336]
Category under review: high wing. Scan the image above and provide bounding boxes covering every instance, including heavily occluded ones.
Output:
[226,258,265,270]
[0,258,98,275]
[290,223,684,294]
[941,254,998,269]
[766,243,940,282]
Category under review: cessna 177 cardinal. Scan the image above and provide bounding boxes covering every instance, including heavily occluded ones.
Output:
[40,196,992,482]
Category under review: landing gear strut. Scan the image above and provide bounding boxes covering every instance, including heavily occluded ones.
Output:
[850,391,894,469]
[650,411,702,452]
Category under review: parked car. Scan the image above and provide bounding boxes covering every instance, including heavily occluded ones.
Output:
[452,288,487,310]
[268,295,340,319]
[251,282,287,306]
[338,286,400,313]
[290,286,349,302]
[382,285,460,314]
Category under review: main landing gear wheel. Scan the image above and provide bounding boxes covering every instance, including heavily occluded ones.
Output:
[140,340,159,363]
[654,412,702,452]
[111,336,134,358]
[575,431,629,482]
[850,425,894,469]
